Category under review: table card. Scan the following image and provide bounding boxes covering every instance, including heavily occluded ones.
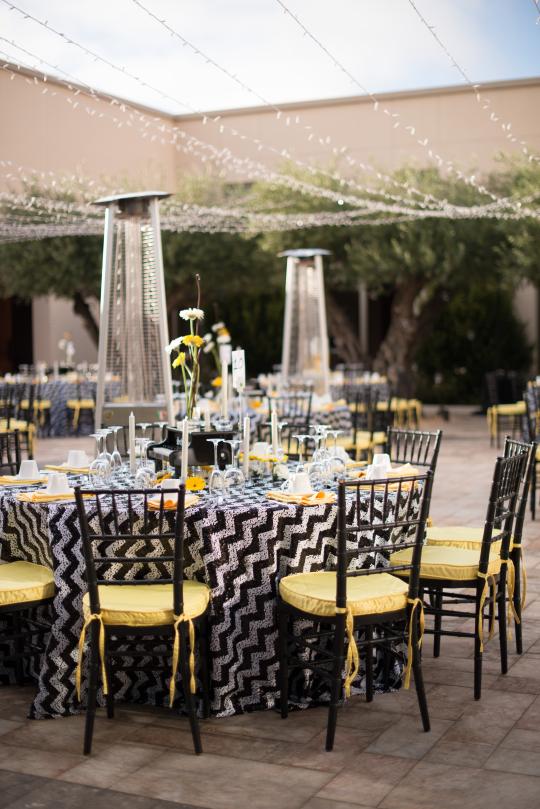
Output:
[232,349,246,391]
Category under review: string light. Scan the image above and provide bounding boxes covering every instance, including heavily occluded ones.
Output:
[2,0,516,218]
[407,0,539,164]
[274,0,529,209]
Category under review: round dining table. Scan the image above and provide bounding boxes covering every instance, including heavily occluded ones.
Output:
[0,470,409,720]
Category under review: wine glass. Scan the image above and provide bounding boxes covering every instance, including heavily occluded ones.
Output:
[292,434,311,472]
[108,426,123,472]
[207,438,227,503]
[134,438,156,488]
[138,422,152,440]
[88,434,110,487]
[222,439,245,496]
[326,429,347,479]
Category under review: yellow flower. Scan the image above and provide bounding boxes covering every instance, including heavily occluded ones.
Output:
[182,334,204,348]
[172,351,186,369]
[217,327,230,337]
[211,376,222,387]
[186,475,206,492]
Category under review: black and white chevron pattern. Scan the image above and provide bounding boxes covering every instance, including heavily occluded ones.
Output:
[0,476,413,719]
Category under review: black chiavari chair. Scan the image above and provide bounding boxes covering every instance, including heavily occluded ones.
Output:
[278,470,433,751]
[0,429,22,475]
[523,387,539,519]
[74,485,211,755]
[393,449,528,699]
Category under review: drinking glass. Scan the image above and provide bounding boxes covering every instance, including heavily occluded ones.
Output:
[89,434,110,487]
[108,425,123,472]
[207,438,227,503]
[325,429,346,479]
[134,438,156,488]
[138,422,152,440]
[222,439,245,495]
[292,434,310,473]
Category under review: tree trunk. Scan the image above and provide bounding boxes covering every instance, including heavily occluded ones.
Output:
[326,292,362,365]
[72,292,99,347]
[374,280,439,392]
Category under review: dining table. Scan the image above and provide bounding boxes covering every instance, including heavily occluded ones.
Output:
[0,468,413,720]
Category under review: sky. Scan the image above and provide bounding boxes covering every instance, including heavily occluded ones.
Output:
[0,0,538,115]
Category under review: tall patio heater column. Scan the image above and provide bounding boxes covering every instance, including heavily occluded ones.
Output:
[279,248,331,395]
[93,191,174,429]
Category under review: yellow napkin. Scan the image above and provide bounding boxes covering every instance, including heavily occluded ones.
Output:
[0,475,47,486]
[148,493,201,511]
[266,490,336,506]
[386,464,420,478]
[345,460,368,469]
[44,464,90,474]
[17,491,76,503]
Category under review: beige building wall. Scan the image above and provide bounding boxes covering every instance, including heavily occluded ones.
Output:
[32,297,98,366]
[1,66,539,367]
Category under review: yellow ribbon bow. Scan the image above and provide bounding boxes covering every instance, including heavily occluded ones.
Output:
[76,613,108,700]
[169,614,196,707]
[404,597,425,690]
[336,606,360,698]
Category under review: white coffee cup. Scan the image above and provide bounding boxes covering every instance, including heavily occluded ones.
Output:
[46,472,72,495]
[366,454,392,480]
[18,460,40,480]
[67,450,88,468]
[252,441,271,456]
[284,471,313,494]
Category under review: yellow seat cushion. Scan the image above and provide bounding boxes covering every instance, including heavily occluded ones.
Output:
[66,399,95,409]
[82,580,210,627]
[426,526,504,554]
[355,431,386,451]
[279,570,409,618]
[491,402,526,416]
[0,561,55,607]
[390,545,501,582]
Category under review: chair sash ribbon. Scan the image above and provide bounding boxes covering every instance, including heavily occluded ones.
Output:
[170,613,196,707]
[76,613,108,700]
[336,606,359,698]
[403,597,425,690]
[476,572,496,652]
[511,541,527,609]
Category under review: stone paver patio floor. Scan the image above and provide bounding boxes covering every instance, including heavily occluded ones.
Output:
[1,408,539,809]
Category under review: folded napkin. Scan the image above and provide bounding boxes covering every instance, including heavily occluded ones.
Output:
[266,490,336,506]
[386,463,420,478]
[44,464,90,474]
[345,460,368,469]
[17,491,75,503]
[148,493,201,511]
[0,475,47,486]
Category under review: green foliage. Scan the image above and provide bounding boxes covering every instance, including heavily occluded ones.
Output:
[415,283,532,404]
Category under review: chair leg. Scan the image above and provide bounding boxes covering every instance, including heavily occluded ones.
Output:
[104,642,114,720]
[179,622,202,755]
[512,549,523,655]
[498,578,508,676]
[83,620,101,755]
[278,605,289,719]
[531,465,536,521]
[12,611,25,686]
[199,614,211,720]
[474,586,483,700]
[325,614,346,752]
[433,589,442,658]
[411,620,430,732]
[365,625,373,703]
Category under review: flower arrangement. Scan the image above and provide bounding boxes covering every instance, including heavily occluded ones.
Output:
[185,475,206,492]
[203,321,232,388]
[166,276,205,419]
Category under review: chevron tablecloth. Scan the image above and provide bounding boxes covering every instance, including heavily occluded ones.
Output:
[0,477,409,719]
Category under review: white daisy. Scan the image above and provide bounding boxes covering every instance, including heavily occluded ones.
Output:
[179,307,204,321]
[165,336,183,354]
[212,321,225,332]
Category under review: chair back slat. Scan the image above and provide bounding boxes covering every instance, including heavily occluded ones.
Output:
[0,429,22,475]
[336,472,433,609]
[74,486,187,617]
[386,428,442,473]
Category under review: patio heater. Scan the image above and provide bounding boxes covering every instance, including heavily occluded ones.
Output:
[279,248,331,395]
[93,191,174,429]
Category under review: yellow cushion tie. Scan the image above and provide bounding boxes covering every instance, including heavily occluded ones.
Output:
[477,572,496,652]
[169,613,196,706]
[512,541,527,609]
[403,597,424,690]
[76,613,108,700]
[336,606,359,698]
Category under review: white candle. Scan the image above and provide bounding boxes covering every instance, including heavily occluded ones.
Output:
[221,360,229,421]
[204,406,211,432]
[129,411,136,474]
[193,406,201,422]
[181,417,189,481]
[243,416,250,478]
[271,407,279,454]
